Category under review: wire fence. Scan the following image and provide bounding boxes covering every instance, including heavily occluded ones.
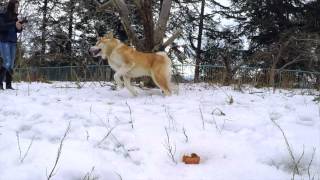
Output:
[14,64,320,89]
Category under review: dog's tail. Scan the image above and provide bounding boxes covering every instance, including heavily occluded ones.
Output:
[155,52,179,95]
[156,51,172,79]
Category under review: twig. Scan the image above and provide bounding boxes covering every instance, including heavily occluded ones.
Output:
[47,122,71,180]
[16,131,35,163]
[296,145,305,166]
[115,172,123,180]
[110,134,134,163]
[86,130,90,141]
[212,108,226,116]
[211,115,221,133]
[270,118,300,175]
[165,105,177,131]
[16,132,22,161]
[82,167,98,180]
[307,148,316,180]
[163,127,177,164]
[96,126,116,147]
[182,127,189,143]
[199,104,205,130]
[126,101,134,129]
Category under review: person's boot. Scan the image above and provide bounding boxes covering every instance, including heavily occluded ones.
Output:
[5,69,14,90]
[0,67,5,90]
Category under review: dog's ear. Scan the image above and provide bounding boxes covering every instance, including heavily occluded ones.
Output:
[104,32,113,39]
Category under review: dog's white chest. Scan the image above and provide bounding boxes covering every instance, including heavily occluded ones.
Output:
[108,53,124,71]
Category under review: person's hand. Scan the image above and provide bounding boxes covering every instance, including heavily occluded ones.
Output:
[16,21,22,30]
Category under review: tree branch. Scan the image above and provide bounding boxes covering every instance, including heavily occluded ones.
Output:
[94,0,113,11]
[154,0,172,45]
[112,0,140,46]
[153,29,182,51]
[279,55,305,70]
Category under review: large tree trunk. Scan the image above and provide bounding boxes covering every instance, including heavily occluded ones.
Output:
[66,0,75,58]
[316,75,320,89]
[269,61,278,87]
[134,0,155,52]
[222,55,233,85]
[40,0,48,65]
[269,38,293,87]
[194,0,205,82]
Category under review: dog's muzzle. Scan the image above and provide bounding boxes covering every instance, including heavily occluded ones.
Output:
[89,47,101,56]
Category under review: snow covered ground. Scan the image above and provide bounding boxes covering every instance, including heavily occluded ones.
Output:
[0,82,319,180]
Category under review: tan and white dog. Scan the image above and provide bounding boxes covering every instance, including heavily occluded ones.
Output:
[89,33,172,96]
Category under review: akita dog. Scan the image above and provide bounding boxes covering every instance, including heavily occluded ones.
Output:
[89,33,172,96]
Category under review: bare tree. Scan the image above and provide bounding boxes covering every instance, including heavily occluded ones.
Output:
[93,0,180,52]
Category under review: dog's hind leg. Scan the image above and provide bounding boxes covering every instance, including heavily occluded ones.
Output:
[151,71,172,96]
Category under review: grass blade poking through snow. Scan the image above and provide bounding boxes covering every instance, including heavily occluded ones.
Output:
[163,127,177,164]
[47,121,71,180]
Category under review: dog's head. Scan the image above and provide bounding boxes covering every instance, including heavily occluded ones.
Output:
[89,32,120,59]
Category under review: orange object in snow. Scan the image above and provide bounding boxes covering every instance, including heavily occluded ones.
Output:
[182,153,200,164]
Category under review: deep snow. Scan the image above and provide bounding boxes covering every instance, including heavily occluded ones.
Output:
[0,82,319,180]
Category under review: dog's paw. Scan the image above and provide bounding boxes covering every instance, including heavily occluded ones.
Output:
[110,85,117,91]
[118,84,125,89]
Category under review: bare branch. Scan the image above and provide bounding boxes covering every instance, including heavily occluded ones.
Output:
[279,55,305,70]
[112,0,139,46]
[153,29,183,52]
[94,0,114,12]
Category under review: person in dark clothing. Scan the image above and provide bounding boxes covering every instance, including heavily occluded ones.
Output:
[0,0,23,90]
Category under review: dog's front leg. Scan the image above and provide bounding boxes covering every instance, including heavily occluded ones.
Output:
[123,76,138,96]
[114,64,134,89]
[114,73,124,89]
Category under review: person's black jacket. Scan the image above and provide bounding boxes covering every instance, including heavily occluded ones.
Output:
[0,9,22,43]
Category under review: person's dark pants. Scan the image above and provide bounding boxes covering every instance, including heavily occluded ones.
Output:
[0,42,16,90]
[0,66,5,90]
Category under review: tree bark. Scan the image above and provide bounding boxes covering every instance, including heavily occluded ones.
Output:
[194,0,205,82]
[66,0,75,58]
[154,0,172,49]
[40,0,48,65]
[222,54,233,85]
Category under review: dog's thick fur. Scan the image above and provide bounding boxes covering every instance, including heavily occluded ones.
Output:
[90,33,172,96]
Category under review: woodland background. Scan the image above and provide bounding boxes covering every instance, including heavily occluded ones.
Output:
[2,0,320,86]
